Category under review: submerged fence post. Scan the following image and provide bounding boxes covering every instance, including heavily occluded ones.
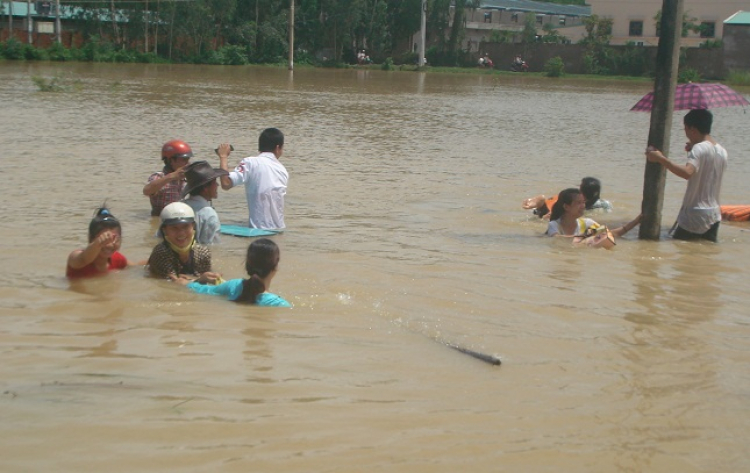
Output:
[639,0,684,240]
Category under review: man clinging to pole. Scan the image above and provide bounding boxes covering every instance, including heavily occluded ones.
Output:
[645,109,727,242]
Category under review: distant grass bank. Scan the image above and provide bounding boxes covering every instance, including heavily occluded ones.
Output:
[361,63,655,83]
[370,63,750,91]
[726,70,750,87]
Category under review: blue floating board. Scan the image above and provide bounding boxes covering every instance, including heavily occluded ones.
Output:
[220,225,281,237]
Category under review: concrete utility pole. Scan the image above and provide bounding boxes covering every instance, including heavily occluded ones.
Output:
[418,0,427,67]
[288,0,294,70]
[27,0,32,44]
[144,0,149,53]
[639,0,684,240]
[54,0,61,43]
[9,0,13,37]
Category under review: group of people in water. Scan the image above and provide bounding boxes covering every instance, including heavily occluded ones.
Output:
[66,108,732,303]
[66,128,291,307]
[524,109,729,246]
[523,177,640,248]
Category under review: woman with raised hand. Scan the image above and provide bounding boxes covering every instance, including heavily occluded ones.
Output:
[67,206,129,278]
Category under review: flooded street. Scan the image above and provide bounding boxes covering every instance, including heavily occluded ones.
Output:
[1,62,749,472]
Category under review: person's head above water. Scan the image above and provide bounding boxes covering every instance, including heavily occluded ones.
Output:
[159,202,196,250]
[549,188,583,221]
[684,108,713,135]
[258,128,285,154]
[235,238,281,304]
[579,177,601,209]
[88,206,121,242]
[161,139,193,172]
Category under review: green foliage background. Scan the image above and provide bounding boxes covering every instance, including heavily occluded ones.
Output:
[0,0,587,66]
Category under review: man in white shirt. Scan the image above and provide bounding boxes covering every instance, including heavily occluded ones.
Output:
[217,128,288,231]
[646,109,727,242]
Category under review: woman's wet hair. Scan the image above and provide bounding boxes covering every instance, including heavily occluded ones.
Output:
[549,188,581,222]
[88,207,121,242]
[235,238,280,304]
[580,177,601,209]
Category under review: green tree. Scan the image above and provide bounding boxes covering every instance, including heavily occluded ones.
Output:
[541,23,566,44]
[653,10,700,38]
[488,29,514,43]
[522,13,537,44]
[386,0,421,53]
[578,14,612,74]
[447,0,466,58]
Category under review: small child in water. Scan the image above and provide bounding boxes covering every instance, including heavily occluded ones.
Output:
[66,207,128,278]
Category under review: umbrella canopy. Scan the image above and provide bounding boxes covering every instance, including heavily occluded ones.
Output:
[630,82,749,112]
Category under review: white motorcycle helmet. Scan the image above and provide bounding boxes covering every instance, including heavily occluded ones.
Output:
[160,202,195,226]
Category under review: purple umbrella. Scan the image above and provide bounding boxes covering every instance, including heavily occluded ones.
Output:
[630,82,749,112]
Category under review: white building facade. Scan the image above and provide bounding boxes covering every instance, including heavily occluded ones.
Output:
[587,0,750,47]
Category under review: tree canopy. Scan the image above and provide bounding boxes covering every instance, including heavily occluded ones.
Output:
[31,0,586,64]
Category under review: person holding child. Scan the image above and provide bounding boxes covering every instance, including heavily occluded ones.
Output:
[546,188,641,248]
[67,207,129,278]
[147,202,220,283]
[172,238,291,307]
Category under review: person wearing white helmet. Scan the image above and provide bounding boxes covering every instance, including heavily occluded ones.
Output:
[147,202,220,282]
[143,140,193,217]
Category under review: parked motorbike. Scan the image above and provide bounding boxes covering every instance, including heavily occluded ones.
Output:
[510,61,529,72]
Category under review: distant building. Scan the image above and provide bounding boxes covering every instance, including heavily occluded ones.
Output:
[586,0,748,47]
[723,11,750,71]
[410,0,591,54]
[0,0,127,47]
[461,0,590,49]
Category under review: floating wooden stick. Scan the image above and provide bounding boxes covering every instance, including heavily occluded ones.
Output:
[446,343,501,366]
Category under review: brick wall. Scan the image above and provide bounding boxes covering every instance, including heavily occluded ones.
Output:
[723,25,750,73]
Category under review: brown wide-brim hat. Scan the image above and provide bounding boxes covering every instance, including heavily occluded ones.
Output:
[181,160,229,198]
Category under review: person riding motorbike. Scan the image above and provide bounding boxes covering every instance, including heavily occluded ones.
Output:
[511,55,529,72]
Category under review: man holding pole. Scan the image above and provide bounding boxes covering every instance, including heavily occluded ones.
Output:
[645,109,727,242]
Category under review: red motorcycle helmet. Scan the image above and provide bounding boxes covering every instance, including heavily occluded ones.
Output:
[161,140,194,161]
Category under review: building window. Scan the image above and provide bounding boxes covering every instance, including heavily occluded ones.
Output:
[536,15,544,25]
[700,21,716,38]
[37,21,54,33]
[629,20,643,37]
[511,13,519,23]
[484,11,491,23]
[559,16,566,26]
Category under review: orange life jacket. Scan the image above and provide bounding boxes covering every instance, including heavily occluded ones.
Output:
[721,205,750,222]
